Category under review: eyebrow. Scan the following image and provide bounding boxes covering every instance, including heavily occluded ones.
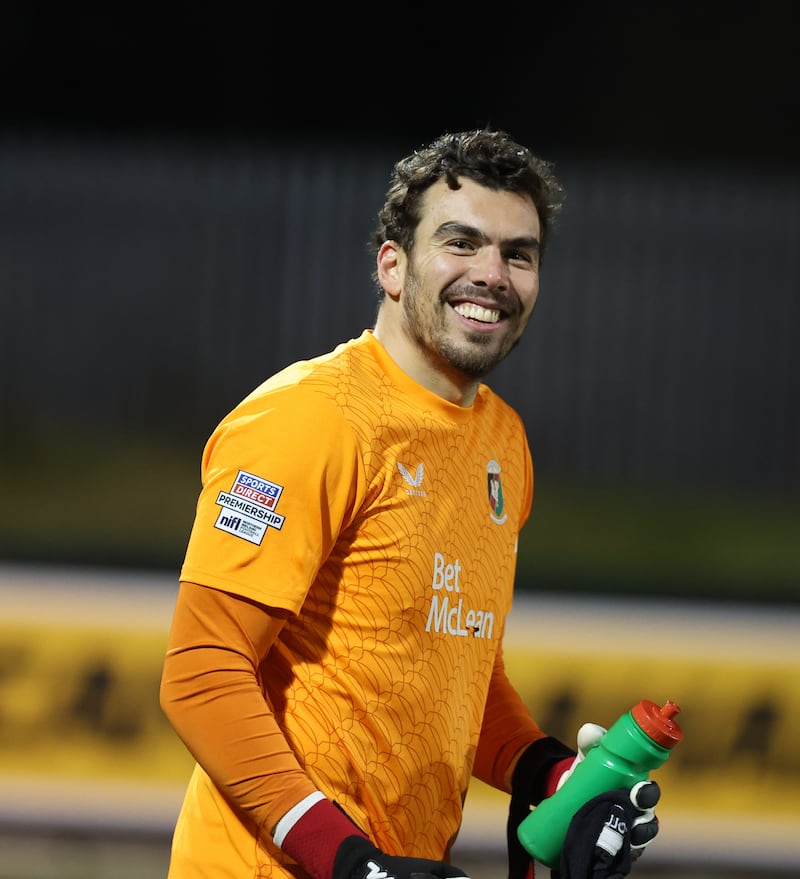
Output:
[433,221,540,252]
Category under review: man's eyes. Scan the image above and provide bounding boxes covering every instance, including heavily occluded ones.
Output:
[447,238,474,250]
[444,240,537,266]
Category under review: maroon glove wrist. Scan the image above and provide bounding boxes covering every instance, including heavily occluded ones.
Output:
[277,796,367,879]
[276,795,469,879]
[545,756,577,798]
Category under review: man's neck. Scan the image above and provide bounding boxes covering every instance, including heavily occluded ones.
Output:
[372,318,479,407]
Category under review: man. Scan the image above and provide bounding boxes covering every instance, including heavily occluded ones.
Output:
[160,129,659,879]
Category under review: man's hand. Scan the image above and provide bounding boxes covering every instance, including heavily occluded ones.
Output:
[276,792,470,879]
[549,723,661,877]
[553,782,661,879]
[628,780,660,858]
[334,836,469,879]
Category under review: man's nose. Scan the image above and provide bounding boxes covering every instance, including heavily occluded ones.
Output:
[469,247,508,290]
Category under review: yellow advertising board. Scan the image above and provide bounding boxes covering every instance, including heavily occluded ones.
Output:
[1,565,798,865]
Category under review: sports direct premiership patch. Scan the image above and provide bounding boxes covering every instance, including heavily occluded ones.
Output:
[214,470,286,545]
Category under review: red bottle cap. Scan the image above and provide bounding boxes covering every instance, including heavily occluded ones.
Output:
[631,699,683,748]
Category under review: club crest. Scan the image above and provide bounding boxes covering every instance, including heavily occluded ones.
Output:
[487,459,507,524]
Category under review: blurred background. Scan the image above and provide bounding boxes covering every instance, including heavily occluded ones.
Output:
[1,3,798,877]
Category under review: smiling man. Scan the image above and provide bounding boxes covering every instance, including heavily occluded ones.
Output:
[160,129,660,879]
[373,176,542,404]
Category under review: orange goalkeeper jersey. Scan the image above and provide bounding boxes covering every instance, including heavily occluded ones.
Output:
[172,329,541,876]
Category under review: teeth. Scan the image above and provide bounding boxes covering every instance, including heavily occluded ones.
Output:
[454,303,500,323]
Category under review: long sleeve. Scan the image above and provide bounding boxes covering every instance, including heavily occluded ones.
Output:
[471,647,548,793]
[159,580,317,840]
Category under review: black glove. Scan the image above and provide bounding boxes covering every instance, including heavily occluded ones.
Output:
[553,781,661,879]
[334,835,470,879]
[507,737,577,879]
[276,793,471,879]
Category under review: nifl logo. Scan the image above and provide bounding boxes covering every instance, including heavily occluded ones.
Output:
[397,461,426,496]
[487,459,507,524]
[220,514,242,531]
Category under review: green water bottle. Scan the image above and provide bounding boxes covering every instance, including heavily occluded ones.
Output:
[517,699,683,869]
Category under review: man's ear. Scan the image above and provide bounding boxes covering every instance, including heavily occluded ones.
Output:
[376,241,404,301]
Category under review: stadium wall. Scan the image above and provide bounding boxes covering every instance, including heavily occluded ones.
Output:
[1,136,797,494]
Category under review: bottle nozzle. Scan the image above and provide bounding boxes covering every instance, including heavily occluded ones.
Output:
[631,698,683,748]
[660,700,681,720]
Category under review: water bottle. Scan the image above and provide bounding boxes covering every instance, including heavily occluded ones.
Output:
[517,699,683,868]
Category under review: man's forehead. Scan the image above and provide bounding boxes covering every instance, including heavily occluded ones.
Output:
[419,177,540,236]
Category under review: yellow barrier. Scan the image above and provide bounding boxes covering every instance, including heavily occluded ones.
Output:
[0,624,194,782]
[1,565,799,864]
[0,566,193,786]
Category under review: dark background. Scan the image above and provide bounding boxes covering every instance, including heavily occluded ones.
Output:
[0,9,798,878]
[3,3,797,161]
[1,2,798,602]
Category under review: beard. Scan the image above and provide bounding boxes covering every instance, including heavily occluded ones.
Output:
[401,268,528,380]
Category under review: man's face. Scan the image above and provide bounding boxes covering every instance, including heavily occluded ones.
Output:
[399,176,542,380]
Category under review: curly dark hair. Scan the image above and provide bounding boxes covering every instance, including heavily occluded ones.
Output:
[370,129,565,291]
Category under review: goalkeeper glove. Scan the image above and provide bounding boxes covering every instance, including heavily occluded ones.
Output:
[275,792,470,879]
[552,723,660,875]
[553,780,661,879]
